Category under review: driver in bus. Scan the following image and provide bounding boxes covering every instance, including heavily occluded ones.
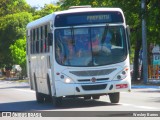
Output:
[92,33,100,54]
[92,31,112,55]
[75,35,90,57]
[63,36,76,65]
[101,31,112,54]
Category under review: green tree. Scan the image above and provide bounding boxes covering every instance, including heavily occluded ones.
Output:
[147,0,160,44]
[0,0,30,17]
[59,0,112,9]
[32,4,60,20]
[0,0,32,67]
[0,12,32,66]
[9,38,26,76]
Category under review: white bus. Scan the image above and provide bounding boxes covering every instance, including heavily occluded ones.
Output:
[26,6,131,106]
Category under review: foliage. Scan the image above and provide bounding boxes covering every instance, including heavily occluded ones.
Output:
[147,0,160,44]
[0,0,31,17]
[0,0,33,67]
[32,4,60,20]
[9,38,27,77]
[9,38,26,67]
[0,0,59,71]
[0,12,32,66]
[60,0,112,9]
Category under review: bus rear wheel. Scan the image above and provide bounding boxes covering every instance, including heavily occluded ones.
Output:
[52,96,62,107]
[36,92,45,103]
[109,92,120,103]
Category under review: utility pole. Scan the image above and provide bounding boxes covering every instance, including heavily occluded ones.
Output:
[141,0,148,84]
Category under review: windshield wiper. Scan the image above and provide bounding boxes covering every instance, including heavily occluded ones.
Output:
[101,24,109,44]
[70,26,75,46]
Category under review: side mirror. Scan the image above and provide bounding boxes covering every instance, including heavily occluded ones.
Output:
[48,33,53,46]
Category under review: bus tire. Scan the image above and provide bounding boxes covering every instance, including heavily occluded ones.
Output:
[36,92,45,103]
[109,92,120,103]
[92,95,100,100]
[34,73,38,91]
[34,74,44,103]
[52,96,62,107]
[84,96,91,100]
[45,74,52,102]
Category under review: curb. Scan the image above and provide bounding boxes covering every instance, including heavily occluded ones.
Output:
[132,85,160,89]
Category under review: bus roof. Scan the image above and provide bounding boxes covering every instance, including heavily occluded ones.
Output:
[26,8,125,29]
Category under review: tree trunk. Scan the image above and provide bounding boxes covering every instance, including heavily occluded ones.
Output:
[132,34,142,81]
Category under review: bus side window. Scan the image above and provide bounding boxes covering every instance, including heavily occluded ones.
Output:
[44,25,48,52]
[40,26,43,53]
[36,41,39,53]
[42,25,45,53]
[30,30,33,54]
[38,27,41,53]
[33,29,36,54]
[36,28,39,53]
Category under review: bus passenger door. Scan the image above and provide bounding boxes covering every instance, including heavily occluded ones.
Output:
[27,32,33,90]
[48,33,56,97]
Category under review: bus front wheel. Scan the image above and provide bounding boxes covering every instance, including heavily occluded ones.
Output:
[52,96,62,106]
[92,95,100,100]
[108,92,120,103]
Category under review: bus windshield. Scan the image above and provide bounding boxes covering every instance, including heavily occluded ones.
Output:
[55,25,127,67]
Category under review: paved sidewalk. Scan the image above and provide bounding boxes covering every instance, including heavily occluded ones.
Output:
[132,85,160,89]
[0,79,29,89]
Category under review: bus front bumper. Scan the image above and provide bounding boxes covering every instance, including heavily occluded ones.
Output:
[54,80,131,97]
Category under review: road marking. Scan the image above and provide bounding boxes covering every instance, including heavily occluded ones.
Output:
[119,103,160,110]
[14,88,35,93]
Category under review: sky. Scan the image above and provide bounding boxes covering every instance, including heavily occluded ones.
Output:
[26,0,58,7]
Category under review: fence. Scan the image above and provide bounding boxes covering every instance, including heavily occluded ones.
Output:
[148,65,160,79]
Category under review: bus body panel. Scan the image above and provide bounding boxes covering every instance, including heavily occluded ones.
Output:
[26,7,131,100]
[53,55,131,97]
[55,80,131,97]
[29,54,50,94]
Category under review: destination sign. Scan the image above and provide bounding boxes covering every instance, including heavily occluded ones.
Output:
[55,11,123,27]
[87,15,111,21]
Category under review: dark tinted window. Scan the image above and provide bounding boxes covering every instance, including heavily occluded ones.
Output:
[55,11,123,27]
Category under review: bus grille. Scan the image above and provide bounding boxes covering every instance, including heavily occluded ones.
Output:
[70,68,116,76]
[81,84,107,91]
[78,78,109,82]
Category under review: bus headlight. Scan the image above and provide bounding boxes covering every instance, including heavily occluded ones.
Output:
[64,78,73,83]
[114,67,129,80]
[59,74,74,83]
[65,78,71,83]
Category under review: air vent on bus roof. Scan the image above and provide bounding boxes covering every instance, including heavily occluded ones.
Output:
[69,5,91,9]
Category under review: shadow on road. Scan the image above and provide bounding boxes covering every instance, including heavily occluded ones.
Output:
[57,97,119,109]
[0,97,120,111]
[133,89,160,103]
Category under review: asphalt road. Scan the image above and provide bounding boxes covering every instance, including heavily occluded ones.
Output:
[0,80,160,119]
